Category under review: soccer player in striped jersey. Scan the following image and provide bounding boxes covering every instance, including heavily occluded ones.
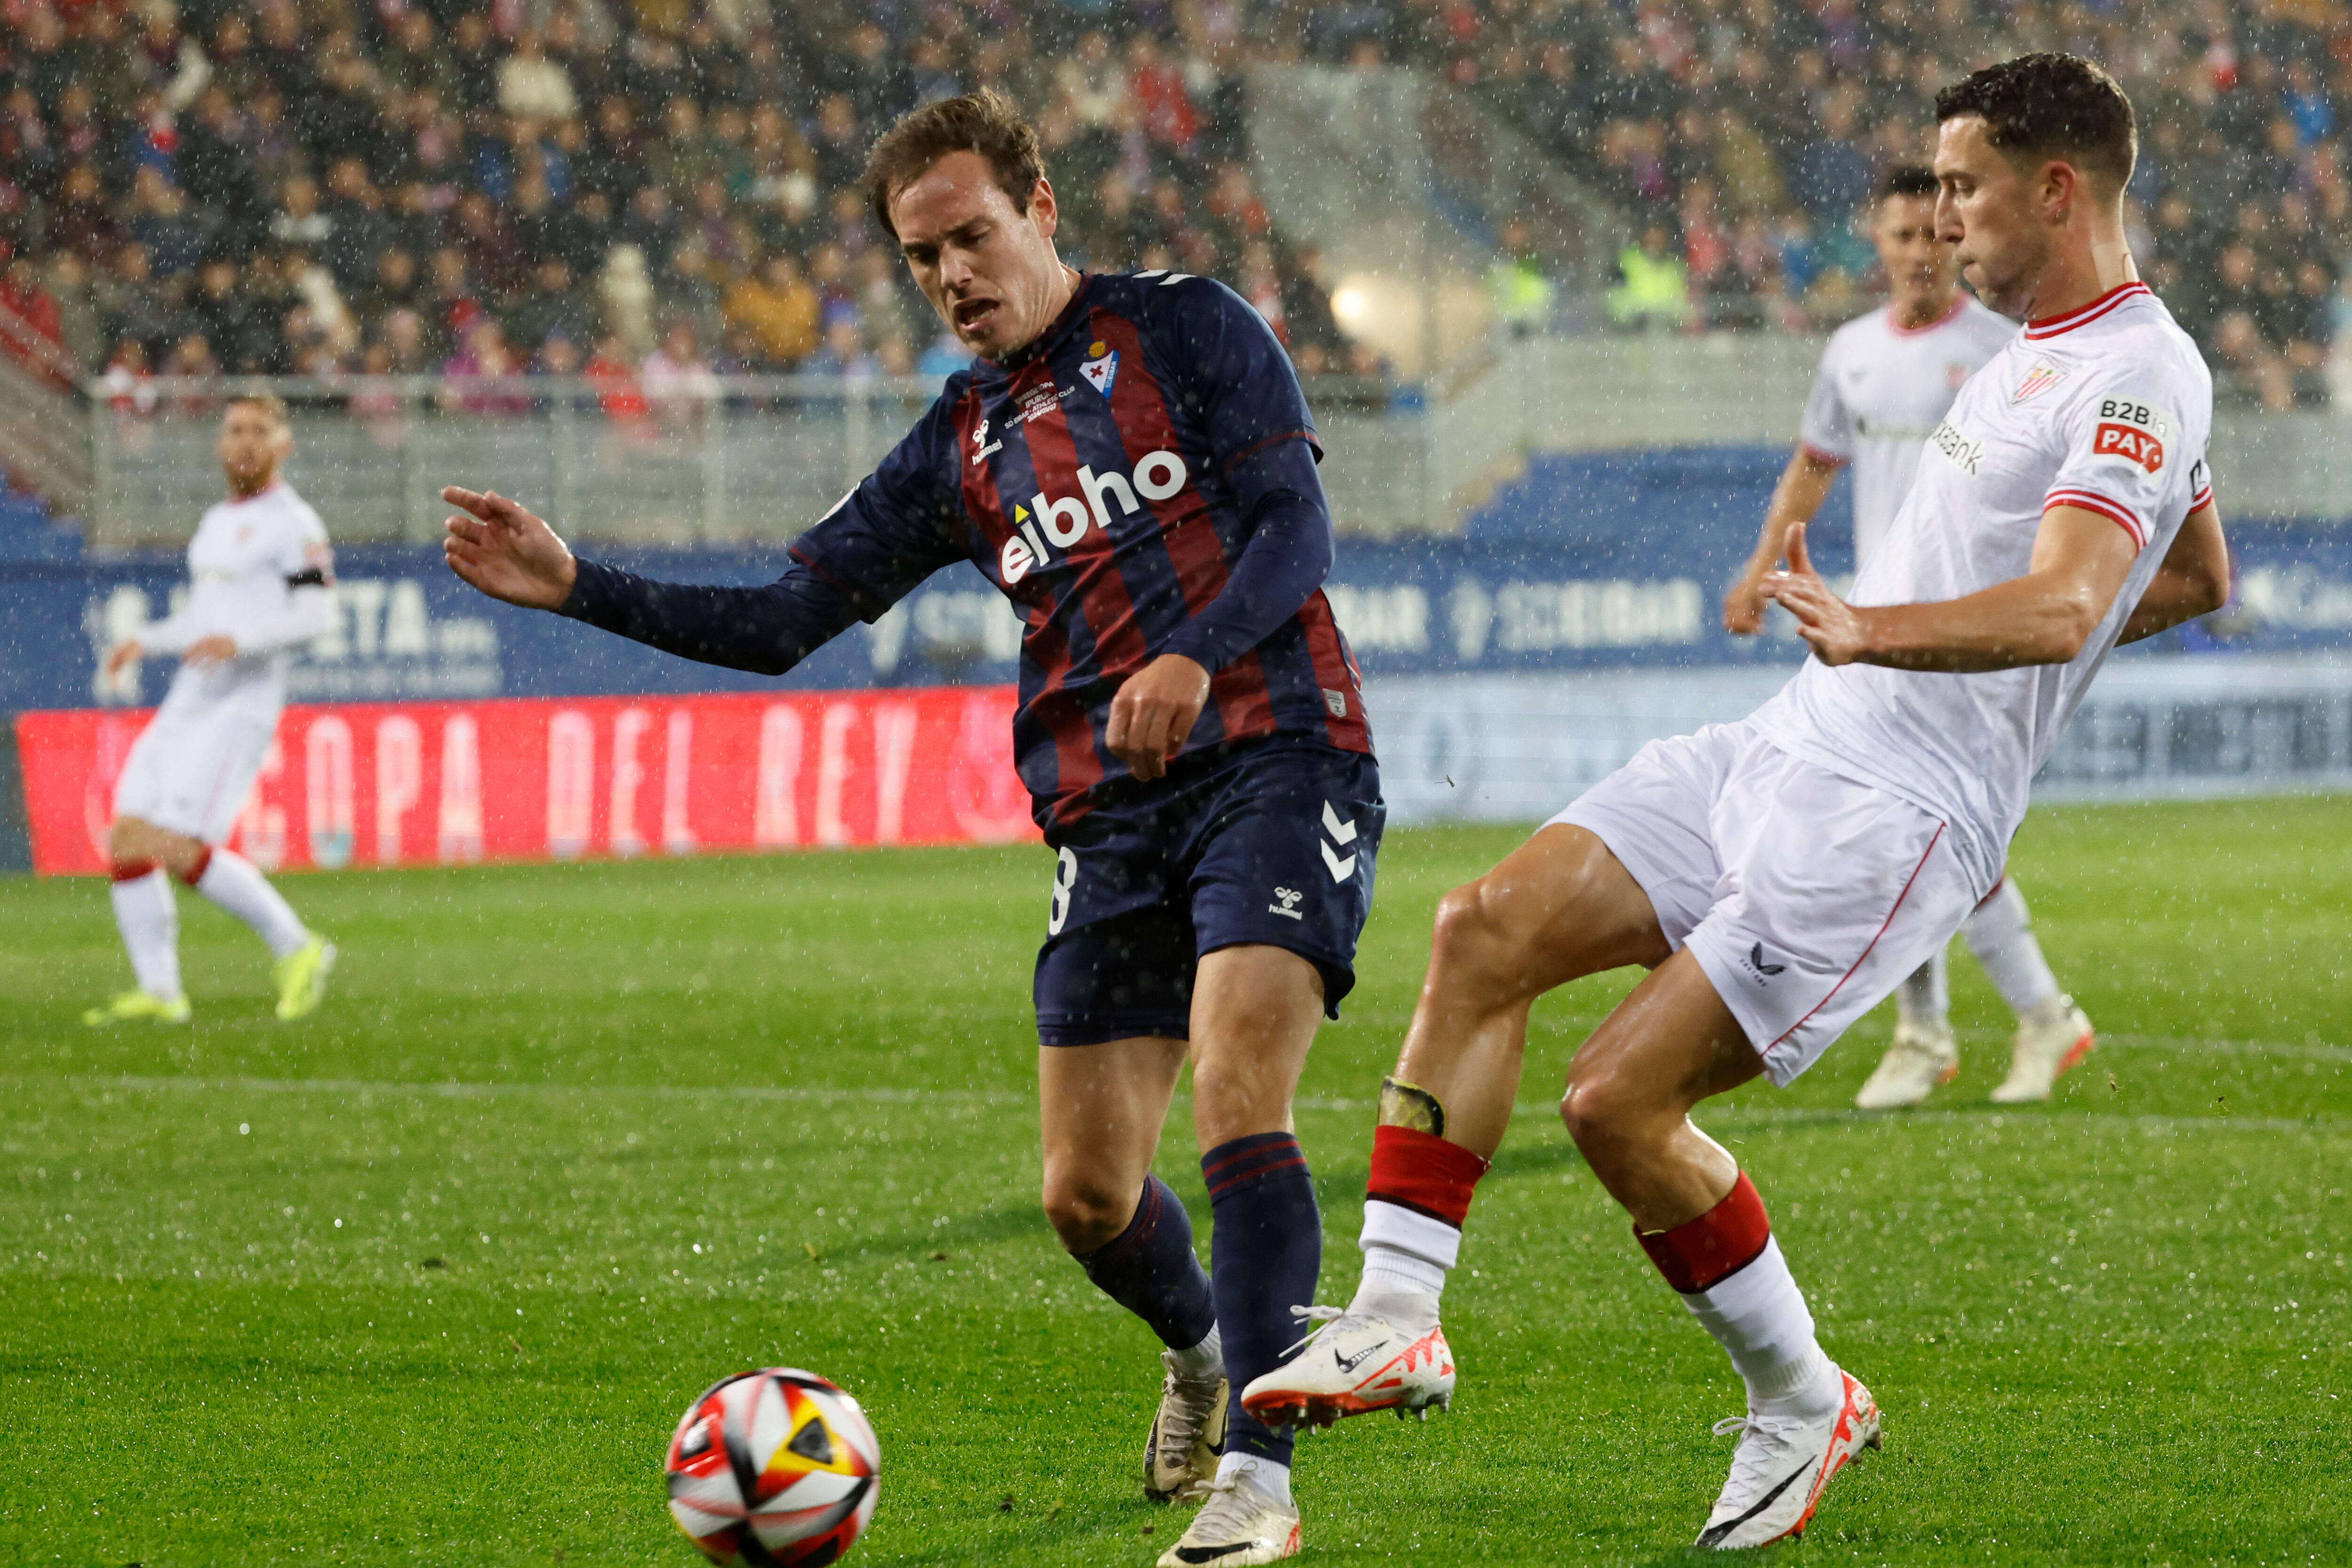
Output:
[1724,165,2096,1110]
[443,90,1374,1565]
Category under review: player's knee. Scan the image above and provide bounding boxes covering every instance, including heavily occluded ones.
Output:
[1429,876,1538,989]
[1558,1066,1644,1157]
[1041,1170,1132,1255]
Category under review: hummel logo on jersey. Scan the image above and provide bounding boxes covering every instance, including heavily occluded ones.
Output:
[2010,363,2066,405]
[995,449,1190,585]
[1080,341,1119,397]
[1268,886,1305,920]
[1744,942,1787,979]
[1930,418,1983,478]
[971,418,1001,465]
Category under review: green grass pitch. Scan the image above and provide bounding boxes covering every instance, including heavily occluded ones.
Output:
[3,798,2349,1565]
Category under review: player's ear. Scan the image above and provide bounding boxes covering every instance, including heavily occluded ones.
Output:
[1028,175,1058,240]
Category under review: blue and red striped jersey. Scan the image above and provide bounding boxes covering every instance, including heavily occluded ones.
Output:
[789,270,1372,820]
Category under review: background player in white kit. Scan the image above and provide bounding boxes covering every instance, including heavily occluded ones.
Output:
[1242,54,2233,1550]
[87,395,339,1026]
[1724,165,2095,1111]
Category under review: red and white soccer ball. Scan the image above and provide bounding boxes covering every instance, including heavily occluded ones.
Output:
[665,1368,881,1567]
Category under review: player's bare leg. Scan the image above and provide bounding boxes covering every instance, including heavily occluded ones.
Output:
[1560,957,1880,1547]
[1244,825,1662,1425]
[89,816,333,1025]
[1243,828,1878,1546]
[1037,1036,1226,1502]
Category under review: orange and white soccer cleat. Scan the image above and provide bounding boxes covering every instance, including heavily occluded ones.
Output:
[1694,1369,1881,1549]
[1989,994,2095,1103]
[1854,1019,1960,1109]
[1238,1306,1454,1429]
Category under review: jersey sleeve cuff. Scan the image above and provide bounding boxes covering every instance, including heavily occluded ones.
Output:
[2043,488,2148,550]
[1797,441,1850,468]
[556,556,625,623]
[2190,482,2215,512]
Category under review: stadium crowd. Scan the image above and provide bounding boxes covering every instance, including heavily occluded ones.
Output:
[0,0,2347,409]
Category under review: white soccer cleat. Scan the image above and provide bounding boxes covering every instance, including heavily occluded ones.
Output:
[1144,1349,1228,1503]
[1238,1306,1454,1429]
[1853,1019,1959,1110]
[1154,1457,1300,1567]
[1989,995,2095,1104]
[1694,1369,1881,1549]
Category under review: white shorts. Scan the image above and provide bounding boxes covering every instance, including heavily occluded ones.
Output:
[113,695,279,845]
[1549,718,1978,1085]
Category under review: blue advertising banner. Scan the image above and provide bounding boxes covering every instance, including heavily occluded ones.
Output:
[1,442,2342,715]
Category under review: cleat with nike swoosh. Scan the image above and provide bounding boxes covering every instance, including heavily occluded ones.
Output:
[1154,1457,1299,1567]
[1238,1306,1454,1429]
[1144,1349,1227,1503]
[1694,1368,1880,1549]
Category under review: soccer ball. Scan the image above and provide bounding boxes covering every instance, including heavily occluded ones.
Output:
[665,1368,881,1566]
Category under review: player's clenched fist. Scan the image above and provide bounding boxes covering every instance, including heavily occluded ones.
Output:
[1762,520,1873,666]
[441,486,579,610]
[1105,653,1211,781]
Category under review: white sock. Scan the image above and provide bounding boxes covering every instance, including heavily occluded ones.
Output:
[1169,1322,1222,1380]
[110,869,183,999]
[1349,1199,1456,1335]
[1680,1237,1841,1422]
[1896,946,1949,1028]
[195,848,309,960]
[1962,878,2060,1017]
[1215,1449,1291,1504]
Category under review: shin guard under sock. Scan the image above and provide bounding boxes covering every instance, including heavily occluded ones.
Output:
[1073,1174,1217,1354]
[1202,1132,1320,1465]
[1637,1172,1837,1421]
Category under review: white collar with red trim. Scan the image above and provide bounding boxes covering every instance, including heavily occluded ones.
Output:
[2023,281,2151,341]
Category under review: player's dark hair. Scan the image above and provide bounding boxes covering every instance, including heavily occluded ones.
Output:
[226,393,290,429]
[1878,164,1939,202]
[862,89,1046,241]
[1935,53,2137,196]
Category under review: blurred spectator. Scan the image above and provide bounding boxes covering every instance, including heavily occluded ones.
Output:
[1609,224,1693,330]
[723,253,821,367]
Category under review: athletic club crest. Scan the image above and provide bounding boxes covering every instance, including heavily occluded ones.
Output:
[2010,363,2066,406]
[1080,340,1119,397]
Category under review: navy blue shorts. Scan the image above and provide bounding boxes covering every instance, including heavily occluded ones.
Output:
[1033,737,1385,1047]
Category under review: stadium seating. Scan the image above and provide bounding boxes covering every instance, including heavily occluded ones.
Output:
[0,0,2343,418]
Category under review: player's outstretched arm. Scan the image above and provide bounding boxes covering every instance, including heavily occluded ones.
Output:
[1725,448,1842,635]
[441,479,954,677]
[2118,501,2229,644]
[1763,508,2138,672]
[442,486,578,609]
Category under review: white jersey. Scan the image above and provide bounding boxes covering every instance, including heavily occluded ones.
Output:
[1797,294,2018,564]
[140,480,336,718]
[1756,282,2215,895]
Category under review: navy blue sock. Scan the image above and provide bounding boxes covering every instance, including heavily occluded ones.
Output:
[1073,1175,1217,1351]
[1203,1131,1321,1465]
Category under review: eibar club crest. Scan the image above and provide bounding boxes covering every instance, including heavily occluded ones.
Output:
[1080,340,1119,397]
[2010,363,2066,405]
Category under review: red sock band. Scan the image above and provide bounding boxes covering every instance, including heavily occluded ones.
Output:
[1636,1171,1772,1294]
[110,860,159,883]
[1366,1123,1491,1228]
[177,847,213,886]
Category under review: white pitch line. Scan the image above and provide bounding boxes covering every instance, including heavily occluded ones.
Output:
[12,1075,2347,1138]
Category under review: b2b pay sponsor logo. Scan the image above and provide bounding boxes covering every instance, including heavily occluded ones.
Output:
[998,449,1190,585]
[2090,396,2171,474]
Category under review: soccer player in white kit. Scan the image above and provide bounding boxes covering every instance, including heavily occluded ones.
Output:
[87,395,340,1025]
[1724,164,2096,1111]
[1242,55,2232,1549]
